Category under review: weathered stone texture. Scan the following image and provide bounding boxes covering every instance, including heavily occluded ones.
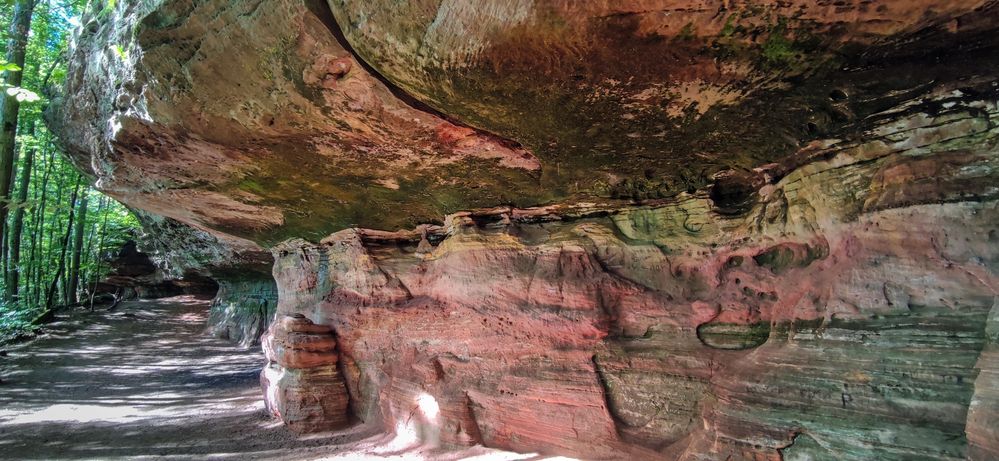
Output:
[48,0,999,459]
[968,298,999,460]
[261,314,351,433]
[50,0,999,244]
[51,0,547,244]
[207,275,278,347]
[100,239,218,299]
[269,92,999,459]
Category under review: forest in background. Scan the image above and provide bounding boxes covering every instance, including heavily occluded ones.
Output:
[0,0,141,342]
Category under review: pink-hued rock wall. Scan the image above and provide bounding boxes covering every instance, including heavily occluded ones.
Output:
[266,91,999,460]
[49,0,999,458]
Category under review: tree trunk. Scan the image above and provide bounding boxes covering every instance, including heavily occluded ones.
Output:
[2,124,19,277]
[28,145,51,306]
[81,197,103,295]
[0,0,38,251]
[7,121,34,300]
[45,177,80,310]
[38,161,63,305]
[86,195,107,310]
[67,190,88,304]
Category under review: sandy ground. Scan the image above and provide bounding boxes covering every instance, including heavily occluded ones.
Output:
[0,296,560,461]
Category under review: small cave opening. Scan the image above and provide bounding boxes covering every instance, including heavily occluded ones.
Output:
[709,170,764,216]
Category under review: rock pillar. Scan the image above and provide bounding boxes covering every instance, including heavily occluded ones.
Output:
[260,314,350,433]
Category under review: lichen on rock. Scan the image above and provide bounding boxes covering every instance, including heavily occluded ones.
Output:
[207,275,278,347]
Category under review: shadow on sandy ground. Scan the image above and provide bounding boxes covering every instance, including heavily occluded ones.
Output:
[0,296,564,461]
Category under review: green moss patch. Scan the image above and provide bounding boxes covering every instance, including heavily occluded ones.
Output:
[696,321,770,350]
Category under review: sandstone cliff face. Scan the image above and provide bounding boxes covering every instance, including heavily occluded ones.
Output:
[50,0,999,459]
[261,314,351,433]
[51,0,545,244]
[50,0,999,244]
[268,91,999,459]
[327,0,999,199]
[100,239,218,299]
[207,275,277,347]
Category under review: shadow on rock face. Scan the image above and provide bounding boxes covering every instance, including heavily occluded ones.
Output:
[696,321,771,350]
[710,169,766,216]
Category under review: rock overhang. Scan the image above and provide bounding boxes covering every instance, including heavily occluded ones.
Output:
[47,0,999,248]
[43,1,999,459]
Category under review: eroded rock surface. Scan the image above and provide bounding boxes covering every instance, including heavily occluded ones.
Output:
[131,211,276,345]
[48,0,999,460]
[269,92,999,459]
[50,0,999,244]
[261,314,351,433]
[101,240,218,299]
[52,0,546,244]
[207,274,278,347]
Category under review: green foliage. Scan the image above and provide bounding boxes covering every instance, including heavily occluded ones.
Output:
[0,58,40,103]
[5,86,40,102]
[111,43,127,61]
[0,0,142,343]
[0,304,35,343]
[0,142,142,342]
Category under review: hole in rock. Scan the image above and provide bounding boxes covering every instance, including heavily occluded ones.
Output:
[710,170,763,216]
[696,321,770,350]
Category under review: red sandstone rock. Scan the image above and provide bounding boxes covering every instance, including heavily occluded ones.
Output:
[277,315,334,335]
[51,0,999,243]
[261,364,351,434]
[46,0,999,459]
[267,93,999,459]
[260,315,350,433]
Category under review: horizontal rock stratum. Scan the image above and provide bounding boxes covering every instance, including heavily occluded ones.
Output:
[51,1,999,460]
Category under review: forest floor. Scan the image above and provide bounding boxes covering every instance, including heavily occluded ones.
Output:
[0,296,539,461]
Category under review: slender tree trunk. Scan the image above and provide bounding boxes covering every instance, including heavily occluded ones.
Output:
[1,212,6,290]
[0,0,39,250]
[45,177,80,310]
[90,197,109,310]
[7,121,34,300]
[68,190,88,304]
[81,198,102,294]
[2,123,20,277]
[40,165,64,306]
[25,148,40,306]
[90,197,111,311]
[23,136,39,306]
[85,196,107,310]
[28,145,51,306]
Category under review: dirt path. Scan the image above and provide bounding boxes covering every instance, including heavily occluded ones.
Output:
[0,296,534,461]
[0,296,359,460]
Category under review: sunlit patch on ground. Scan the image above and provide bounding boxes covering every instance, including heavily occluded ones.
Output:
[0,297,573,461]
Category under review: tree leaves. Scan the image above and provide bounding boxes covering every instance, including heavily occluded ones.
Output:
[5,86,41,103]
[0,0,142,341]
[111,43,128,61]
[1,59,39,103]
